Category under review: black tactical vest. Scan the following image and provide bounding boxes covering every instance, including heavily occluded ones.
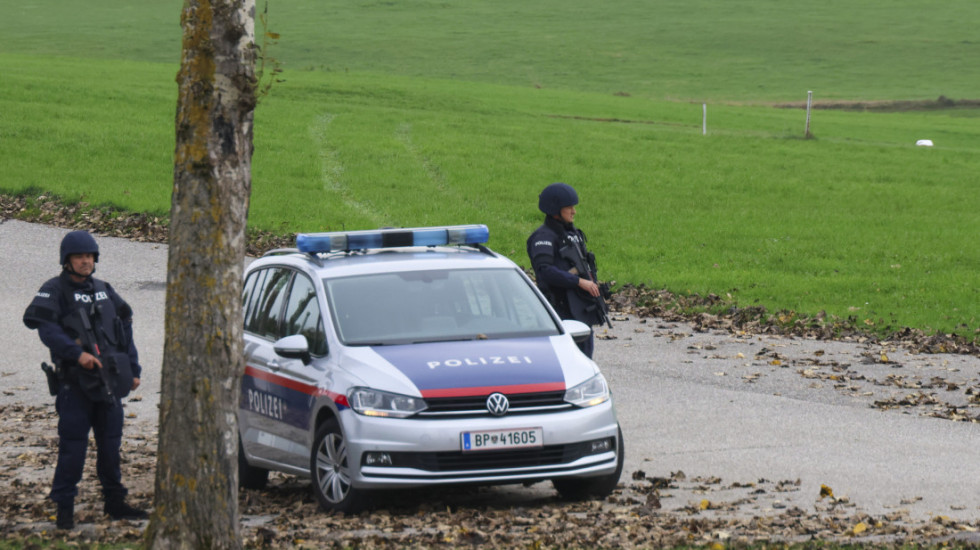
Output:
[24,273,134,400]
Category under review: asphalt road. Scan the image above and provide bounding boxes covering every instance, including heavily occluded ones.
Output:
[3,219,979,524]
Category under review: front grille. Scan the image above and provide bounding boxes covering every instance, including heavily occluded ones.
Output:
[387,441,593,471]
[420,390,570,418]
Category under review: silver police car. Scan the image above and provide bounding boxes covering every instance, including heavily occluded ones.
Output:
[237,225,623,513]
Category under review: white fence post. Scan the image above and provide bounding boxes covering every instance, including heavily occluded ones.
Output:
[702,103,707,136]
[805,90,813,138]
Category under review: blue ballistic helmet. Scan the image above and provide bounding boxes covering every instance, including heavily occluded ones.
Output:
[60,230,100,265]
[538,182,579,216]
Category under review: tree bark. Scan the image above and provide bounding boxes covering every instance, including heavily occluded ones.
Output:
[146,1,255,548]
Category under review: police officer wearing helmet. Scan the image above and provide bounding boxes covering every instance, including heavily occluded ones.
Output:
[23,230,147,529]
[527,183,605,358]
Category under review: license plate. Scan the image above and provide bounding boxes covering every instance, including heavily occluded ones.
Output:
[461,427,543,452]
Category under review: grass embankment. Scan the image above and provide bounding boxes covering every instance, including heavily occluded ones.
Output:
[2,0,979,339]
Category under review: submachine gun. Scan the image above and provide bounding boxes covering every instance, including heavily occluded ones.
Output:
[60,302,134,404]
[558,242,612,329]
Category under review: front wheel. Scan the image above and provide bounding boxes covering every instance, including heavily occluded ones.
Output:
[552,427,624,500]
[310,418,368,514]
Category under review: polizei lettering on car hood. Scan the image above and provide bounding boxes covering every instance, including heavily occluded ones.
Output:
[372,338,564,398]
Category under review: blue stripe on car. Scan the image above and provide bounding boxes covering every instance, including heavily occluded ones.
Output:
[372,338,565,397]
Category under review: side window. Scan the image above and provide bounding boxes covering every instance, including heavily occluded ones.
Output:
[242,268,268,333]
[241,268,262,326]
[247,267,292,340]
[282,273,328,356]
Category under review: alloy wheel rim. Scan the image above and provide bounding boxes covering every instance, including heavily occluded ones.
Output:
[315,432,351,503]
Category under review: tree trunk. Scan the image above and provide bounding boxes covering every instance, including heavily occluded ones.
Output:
[145,1,255,548]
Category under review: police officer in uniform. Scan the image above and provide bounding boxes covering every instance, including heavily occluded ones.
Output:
[23,230,148,529]
[527,183,606,358]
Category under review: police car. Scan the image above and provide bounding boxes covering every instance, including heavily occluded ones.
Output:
[237,225,623,513]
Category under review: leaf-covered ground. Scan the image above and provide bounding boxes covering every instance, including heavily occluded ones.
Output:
[1,402,978,548]
[3,319,980,547]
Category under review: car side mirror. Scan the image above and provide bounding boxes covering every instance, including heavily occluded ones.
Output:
[561,319,592,344]
[274,334,312,365]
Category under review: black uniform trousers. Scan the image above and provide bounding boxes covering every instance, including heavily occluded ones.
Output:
[51,382,126,504]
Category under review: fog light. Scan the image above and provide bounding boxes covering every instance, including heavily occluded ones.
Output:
[590,438,613,454]
[364,452,393,466]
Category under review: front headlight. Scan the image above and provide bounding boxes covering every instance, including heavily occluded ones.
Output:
[348,387,427,418]
[564,373,610,407]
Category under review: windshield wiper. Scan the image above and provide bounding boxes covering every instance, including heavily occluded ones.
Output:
[410,334,490,344]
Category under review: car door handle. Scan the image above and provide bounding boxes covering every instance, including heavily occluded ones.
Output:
[267,359,281,371]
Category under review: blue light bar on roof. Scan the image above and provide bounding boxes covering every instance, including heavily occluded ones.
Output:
[296,224,489,253]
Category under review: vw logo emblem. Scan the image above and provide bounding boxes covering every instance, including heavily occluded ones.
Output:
[486,393,509,416]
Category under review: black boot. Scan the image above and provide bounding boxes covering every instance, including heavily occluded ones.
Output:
[56,502,74,530]
[104,498,148,520]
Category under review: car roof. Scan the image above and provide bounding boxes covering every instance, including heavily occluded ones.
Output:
[247,225,521,278]
[254,245,519,278]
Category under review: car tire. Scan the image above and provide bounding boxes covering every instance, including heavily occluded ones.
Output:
[310,418,367,514]
[238,438,269,490]
[552,427,624,500]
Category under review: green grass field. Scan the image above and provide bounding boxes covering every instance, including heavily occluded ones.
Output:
[1,1,979,337]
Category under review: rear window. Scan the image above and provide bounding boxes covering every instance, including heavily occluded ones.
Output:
[324,268,559,345]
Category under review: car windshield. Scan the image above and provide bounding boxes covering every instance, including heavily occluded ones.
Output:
[324,268,561,345]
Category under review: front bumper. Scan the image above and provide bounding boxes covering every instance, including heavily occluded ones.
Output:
[342,400,621,489]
